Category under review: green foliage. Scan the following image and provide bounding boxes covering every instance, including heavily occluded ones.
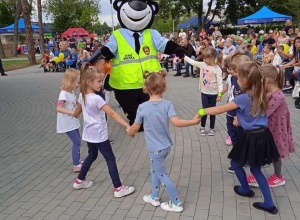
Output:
[0,1,15,28]
[44,0,100,34]
[18,33,26,44]
[152,16,174,33]
[94,22,112,36]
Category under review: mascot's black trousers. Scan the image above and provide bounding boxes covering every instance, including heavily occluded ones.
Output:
[114,88,149,130]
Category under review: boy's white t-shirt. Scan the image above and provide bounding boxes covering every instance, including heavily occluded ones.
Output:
[226,74,232,101]
[78,93,108,143]
[56,90,80,133]
[49,52,54,62]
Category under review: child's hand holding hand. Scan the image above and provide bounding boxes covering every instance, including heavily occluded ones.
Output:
[193,112,201,120]
[216,96,222,102]
[193,117,201,125]
[233,116,239,127]
[126,126,135,138]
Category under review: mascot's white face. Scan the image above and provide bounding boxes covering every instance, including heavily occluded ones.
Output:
[120,3,152,31]
[114,0,159,32]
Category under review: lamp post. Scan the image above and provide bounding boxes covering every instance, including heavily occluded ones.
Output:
[111,2,114,31]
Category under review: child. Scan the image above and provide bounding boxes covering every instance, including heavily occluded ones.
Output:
[70,48,78,68]
[127,70,200,212]
[197,62,279,214]
[41,51,50,72]
[184,46,223,136]
[247,64,295,187]
[76,44,90,70]
[47,47,55,72]
[262,44,274,65]
[56,69,82,172]
[73,63,134,198]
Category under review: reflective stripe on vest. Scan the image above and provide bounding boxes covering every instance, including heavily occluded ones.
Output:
[109,29,162,90]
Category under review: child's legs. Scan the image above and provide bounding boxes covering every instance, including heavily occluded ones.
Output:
[78,142,98,180]
[149,148,179,203]
[96,139,121,188]
[273,159,282,178]
[250,166,274,207]
[66,129,81,166]
[201,93,210,127]
[208,94,217,129]
[230,160,251,193]
[226,115,243,145]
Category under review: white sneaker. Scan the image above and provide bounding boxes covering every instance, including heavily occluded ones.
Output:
[199,127,206,136]
[143,195,160,207]
[73,179,93,189]
[208,129,215,136]
[160,201,183,212]
[114,185,135,198]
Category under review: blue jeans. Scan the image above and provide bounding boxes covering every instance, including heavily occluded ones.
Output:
[148,147,179,204]
[66,129,81,166]
[58,60,69,72]
[201,93,217,129]
[226,115,244,145]
[296,70,300,83]
[76,59,89,70]
[78,139,121,188]
[176,56,195,75]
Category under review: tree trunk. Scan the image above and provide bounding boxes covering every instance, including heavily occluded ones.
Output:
[12,0,22,57]
[21,0,36,64]
[0,37,6,58]
[37,0,45,54]
[197,0,204,35]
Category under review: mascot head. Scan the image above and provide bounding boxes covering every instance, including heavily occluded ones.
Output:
[112,0,159,32]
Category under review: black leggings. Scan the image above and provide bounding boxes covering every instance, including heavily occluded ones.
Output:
[201,93,217,129]
[285,67,294,84]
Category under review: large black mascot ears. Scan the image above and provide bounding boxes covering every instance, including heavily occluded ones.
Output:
[112,0,159,32]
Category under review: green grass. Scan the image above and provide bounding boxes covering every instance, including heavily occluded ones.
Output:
[2,59,41,72]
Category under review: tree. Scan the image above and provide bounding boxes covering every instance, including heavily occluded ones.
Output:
[0,37,6,58]
[157,0,225,34]
[79,8,100,32]
[0,1,15,27]
[44,0,101,34]
[21,0,35,64]
[12,0,21,57]
[37,0,45,55]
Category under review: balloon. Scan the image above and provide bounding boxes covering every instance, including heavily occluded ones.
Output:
[55,51,59,57]
[59,53,64,60]
[66,59,73,66]
[78,42,83,48]
[46,44,50,50]
[53,57,60,63]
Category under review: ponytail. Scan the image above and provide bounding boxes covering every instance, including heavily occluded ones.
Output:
[276,66,284,90]
[262,64,284,90]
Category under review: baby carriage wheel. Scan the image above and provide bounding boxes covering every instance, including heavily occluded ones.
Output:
[295,98,300,109]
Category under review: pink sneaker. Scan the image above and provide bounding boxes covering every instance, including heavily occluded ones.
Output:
[225,136,232,146]
[268,174,285,187]
[247,175,259,187]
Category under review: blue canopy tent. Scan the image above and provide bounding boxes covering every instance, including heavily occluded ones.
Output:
[238,6,292,25]
[177,17,218,31]
[0,18,40,34]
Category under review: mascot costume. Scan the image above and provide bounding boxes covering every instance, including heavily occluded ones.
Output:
[88,0,185,130]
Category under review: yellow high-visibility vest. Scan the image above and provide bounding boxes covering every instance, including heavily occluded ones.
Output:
[109,29,162,90]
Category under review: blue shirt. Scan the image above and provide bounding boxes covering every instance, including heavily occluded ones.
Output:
[105,28,169,60]
[227,76,242,117]
[60,49,71,60]
[71,53,78,62]
[135,100,177,152]
[233,93,267,130]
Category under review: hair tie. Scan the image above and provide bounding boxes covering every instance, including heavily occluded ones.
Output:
[145,72,151,78]
[246,61,253,64]
[87,62,92,66]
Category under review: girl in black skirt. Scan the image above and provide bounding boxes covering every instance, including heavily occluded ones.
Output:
[196,61,280,214]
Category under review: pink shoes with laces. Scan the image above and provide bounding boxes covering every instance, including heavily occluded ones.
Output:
[247,174,285,188]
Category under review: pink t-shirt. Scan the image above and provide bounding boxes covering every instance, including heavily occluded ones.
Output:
[267,89,295,158]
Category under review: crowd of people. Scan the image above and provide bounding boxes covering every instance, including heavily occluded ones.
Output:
[41,33,103,72]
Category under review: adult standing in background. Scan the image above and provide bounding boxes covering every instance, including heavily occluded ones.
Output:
[169,31,174,39]
[55,33,61,51]
[0,56,7,76]
[68,34,76,50]
[212,27,221,38]
[179,29,186,38]
[285,20,292,36]
[239,25,248,35]
[207,25,214,36]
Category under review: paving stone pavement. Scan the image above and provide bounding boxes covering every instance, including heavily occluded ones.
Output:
[1,66,300,220]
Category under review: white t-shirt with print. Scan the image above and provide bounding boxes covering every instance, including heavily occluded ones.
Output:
[78,93,108,143]
[56,90,80,133]
[226,74,232,101]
